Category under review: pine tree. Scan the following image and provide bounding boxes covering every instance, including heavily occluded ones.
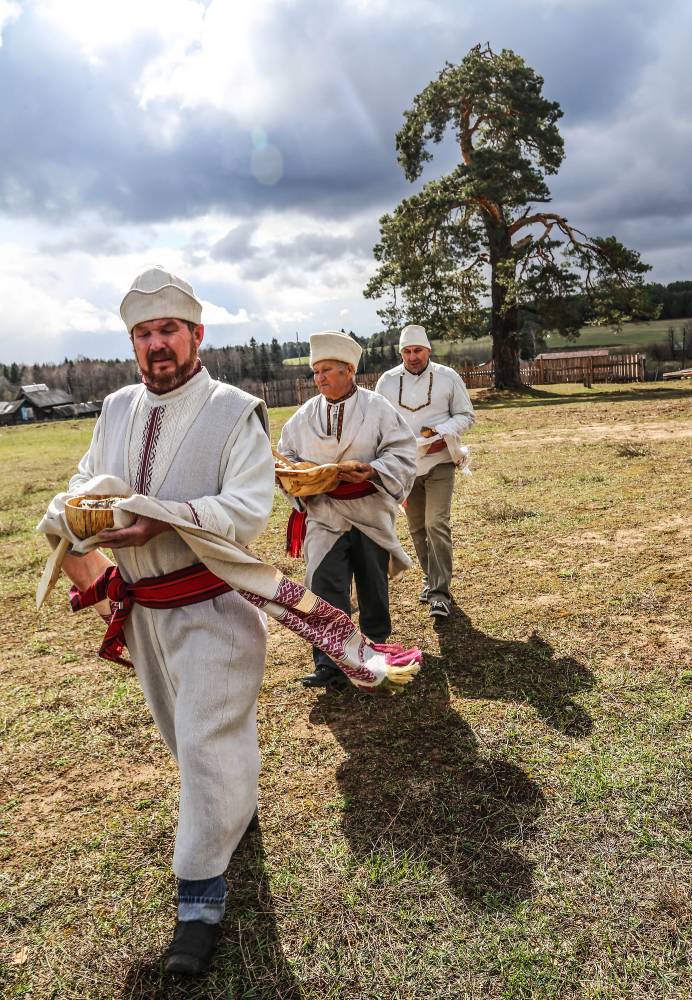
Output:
[365,44,654,388]
[269,338,284,378]
[258,342,271,381]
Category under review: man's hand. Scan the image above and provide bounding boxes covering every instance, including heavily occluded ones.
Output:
[338,461,375,484]
[98,515,172,549]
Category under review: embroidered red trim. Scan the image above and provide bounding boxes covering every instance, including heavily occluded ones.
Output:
[135,406,165,495]
[185,501,202,526]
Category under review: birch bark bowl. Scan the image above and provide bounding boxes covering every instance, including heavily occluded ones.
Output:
[64,495,125,539]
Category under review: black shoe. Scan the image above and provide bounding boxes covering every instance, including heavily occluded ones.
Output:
[429,599,451,618]
[419,586,430,603]
[301,664,348,688]
[163,920,221,977]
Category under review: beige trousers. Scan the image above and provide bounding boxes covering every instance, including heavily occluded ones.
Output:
[405,461,456,602]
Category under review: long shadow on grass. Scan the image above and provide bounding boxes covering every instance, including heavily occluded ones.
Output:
[121,822,303,1000]
[434,606,594,737]
[310,658,546,907]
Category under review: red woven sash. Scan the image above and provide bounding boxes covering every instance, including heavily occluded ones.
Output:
[426,438,448,455]
[286,510,308,558]
[326,482,378,499]
[70,563,231,667]
[285,480,378,557]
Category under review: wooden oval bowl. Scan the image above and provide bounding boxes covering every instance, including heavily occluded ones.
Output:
[275,464,341,497]
[65,495,124,539]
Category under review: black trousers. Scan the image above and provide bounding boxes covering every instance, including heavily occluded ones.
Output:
[311,528,391,670]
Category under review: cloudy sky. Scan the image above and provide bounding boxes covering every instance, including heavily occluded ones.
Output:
[1,0,690,363]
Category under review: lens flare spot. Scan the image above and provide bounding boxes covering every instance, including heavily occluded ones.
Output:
[251,126,268,150]
[251,144,283,186]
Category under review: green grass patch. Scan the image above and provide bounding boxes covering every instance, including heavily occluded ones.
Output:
[0,383,690,998]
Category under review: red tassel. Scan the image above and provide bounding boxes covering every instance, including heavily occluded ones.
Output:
[286,509,307,558]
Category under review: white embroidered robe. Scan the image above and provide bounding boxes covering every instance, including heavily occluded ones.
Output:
[277,387,417,584]
[375,361,475,476]
[40,368,275,880]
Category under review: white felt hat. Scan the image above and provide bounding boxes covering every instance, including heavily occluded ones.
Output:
[120,267,203,333]
[309,330,362,368]
[399,324,431,350]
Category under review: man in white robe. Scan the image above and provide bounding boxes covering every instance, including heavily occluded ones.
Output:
[376,325,475,618]
[277,330,417,688]
[40,268,275,976]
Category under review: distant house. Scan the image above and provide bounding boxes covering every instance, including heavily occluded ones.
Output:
[19,383,73,417]
[0,384,102,425]
[0,399,24,426]
[51,402,102,419]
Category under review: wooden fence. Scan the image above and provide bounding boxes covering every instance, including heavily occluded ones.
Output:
[241,353,646,407]
[531,353,645,386]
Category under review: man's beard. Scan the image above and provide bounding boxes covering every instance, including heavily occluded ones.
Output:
[139,341,199,393]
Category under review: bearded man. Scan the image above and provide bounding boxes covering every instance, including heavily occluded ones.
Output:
[375,325,475,619]
[41,268,275,976]
[277,330,417,688]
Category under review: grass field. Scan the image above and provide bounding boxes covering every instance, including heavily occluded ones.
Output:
[1,383,691,999]
[283,318,692,367]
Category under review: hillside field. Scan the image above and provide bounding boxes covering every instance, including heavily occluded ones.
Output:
[0,382,690,999]
[283,318,692,367]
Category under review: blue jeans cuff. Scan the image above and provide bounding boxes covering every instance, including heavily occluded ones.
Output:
[177,874,226,904]
[178,899,226,924]
[177,874,226,925]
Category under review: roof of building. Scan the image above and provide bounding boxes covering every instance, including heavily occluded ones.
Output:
[52,402,102,417]
[19,385,73,408]
[0,400,23,416]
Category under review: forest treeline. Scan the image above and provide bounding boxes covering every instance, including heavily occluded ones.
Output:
[2,281,692,402]
[1,337,312,403]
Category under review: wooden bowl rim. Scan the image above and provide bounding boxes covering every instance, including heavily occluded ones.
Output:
[65,494,128,508]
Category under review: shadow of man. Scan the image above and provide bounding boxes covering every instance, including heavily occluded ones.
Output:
[433,605,594,737]
[310,655,546,907]
[121,821,303,1000]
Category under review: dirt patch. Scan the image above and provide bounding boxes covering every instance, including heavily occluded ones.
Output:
[474,420,692,449]
[14,762,166,823]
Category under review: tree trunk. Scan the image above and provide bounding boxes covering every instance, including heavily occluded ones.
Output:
[487,222,523,389]
[492,322,522,389]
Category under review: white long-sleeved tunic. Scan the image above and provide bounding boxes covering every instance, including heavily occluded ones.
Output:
[40,367,275,880]
[277,387,417,583]
[375,361,475,476]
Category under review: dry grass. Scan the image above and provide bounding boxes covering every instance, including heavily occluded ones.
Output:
[0,386,691,999]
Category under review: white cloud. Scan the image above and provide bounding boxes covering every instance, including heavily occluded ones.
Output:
[35,0,203,61]
[0,0,20,45]
[135,0,281,121]
[200,300,250,326]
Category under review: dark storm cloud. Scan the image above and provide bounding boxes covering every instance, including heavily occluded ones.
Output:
[209,219,379,283]
[0,7,404,225]
[0,0,678,228]
[0,0,690,288]
[210,222,255,262]
[38,229,130,256]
